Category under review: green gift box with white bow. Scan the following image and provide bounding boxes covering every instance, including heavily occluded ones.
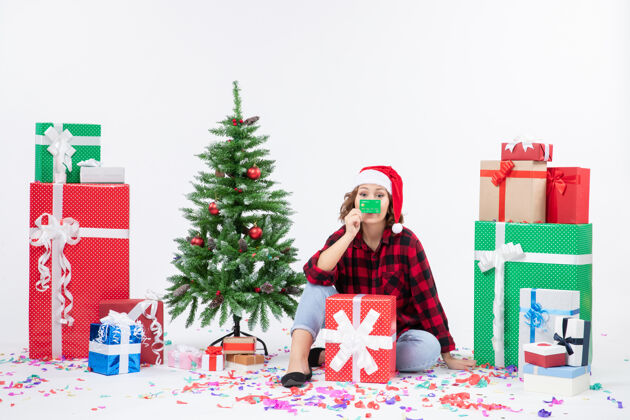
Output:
[35,123,101,183]
[473,221,592,368]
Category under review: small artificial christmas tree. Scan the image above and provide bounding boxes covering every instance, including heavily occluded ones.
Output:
[166,81,305,344]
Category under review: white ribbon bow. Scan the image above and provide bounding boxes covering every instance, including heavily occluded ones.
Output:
[100,310,139,328]
[77,158,102,167]
[45,125,76,183]
[324,309,393,377]
[477,241,524,368]
[477,242,525,273]
[30,213,81,326]
[504,138,535,153]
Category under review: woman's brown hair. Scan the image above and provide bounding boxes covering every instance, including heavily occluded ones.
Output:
[338,186,404,229]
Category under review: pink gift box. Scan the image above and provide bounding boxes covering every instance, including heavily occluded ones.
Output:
[167,346,202,370]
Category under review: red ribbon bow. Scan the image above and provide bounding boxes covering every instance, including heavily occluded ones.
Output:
[547,170,568,195]
[205,346,223,356]
[491,160,515,186]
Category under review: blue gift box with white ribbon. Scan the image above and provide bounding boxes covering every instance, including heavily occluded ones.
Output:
[518,288,580,371]
[88,311,144,376]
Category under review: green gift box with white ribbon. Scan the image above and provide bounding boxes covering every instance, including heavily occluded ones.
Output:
[35,123,101,183]
[473,221,592,368]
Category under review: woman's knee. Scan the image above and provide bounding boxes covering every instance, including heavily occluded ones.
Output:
[396,330,441,371]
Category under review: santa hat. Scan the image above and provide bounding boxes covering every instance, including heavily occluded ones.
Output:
[354,165,404,234]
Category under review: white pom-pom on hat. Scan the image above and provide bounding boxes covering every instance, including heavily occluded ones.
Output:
[392,223,403,234]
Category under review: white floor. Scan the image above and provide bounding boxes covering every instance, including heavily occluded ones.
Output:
[1,327,628,420]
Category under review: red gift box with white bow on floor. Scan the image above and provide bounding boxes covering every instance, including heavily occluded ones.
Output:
[322,294,396,383]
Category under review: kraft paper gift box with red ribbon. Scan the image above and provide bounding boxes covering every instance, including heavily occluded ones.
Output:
[523,342,567,368]
[88,310,143,376]
[518,288,580,371]
[166,345,202,370]
[546,167,591,224]
[98,297,164,364]
[523,364,590,396]
[201,346,224,371]
[322,294,396,383]
[222,336,256,354]
[479,160,547,223]
[553,317,591,367]
[501,140,553,162]
[35,123,101,184]
[29,183,130,360]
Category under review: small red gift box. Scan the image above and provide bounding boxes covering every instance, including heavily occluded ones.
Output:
[501,141,553,162]
[222,336,256,354]
[99,298,165,364]
[546,167,590,224]
[29,183,130,359]
[524,342,567,368]
[323,294,396,383]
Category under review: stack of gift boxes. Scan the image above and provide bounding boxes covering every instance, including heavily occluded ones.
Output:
[473,140,592,395]
[29,122,165,376]
[165,336,266,372]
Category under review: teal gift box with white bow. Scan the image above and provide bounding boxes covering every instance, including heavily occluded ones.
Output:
[35,123,101,183]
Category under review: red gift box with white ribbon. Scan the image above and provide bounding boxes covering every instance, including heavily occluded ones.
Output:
[501,140,553,162]
[29,183,130,359]
[98,297,164,364]
[322,294,396,383]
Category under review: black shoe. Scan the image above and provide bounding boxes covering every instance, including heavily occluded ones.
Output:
[308,347,325,368]
[281,368,313,388]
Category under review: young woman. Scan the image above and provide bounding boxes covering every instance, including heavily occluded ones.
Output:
[281,165,475,387]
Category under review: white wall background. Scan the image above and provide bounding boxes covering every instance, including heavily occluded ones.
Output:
[1,1,628,353]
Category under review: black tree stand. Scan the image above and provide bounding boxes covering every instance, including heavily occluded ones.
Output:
[210,314,269,355]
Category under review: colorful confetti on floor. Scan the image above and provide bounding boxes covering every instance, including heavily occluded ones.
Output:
[1,328,628,419]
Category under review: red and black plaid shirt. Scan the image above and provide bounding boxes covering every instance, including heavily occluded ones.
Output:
[304,225,455,353]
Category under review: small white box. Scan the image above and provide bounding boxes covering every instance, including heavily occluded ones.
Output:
[80,167,125,183]
[554,317,591,366]
[523,364,590,396]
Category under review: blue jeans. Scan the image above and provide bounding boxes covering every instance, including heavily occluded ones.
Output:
[291,282,442,372]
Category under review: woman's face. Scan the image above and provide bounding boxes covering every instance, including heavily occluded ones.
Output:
[354,184,390,225]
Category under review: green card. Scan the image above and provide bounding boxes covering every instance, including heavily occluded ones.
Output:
[360,200,381,213]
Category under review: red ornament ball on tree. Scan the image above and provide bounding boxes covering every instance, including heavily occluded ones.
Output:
[208,202,220,215]
[247,165,261,180]
[190,236,204,247]
[281,288,286,293]
[249,225,263,240]
[254,287,261,293]
[216,290,221,296]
